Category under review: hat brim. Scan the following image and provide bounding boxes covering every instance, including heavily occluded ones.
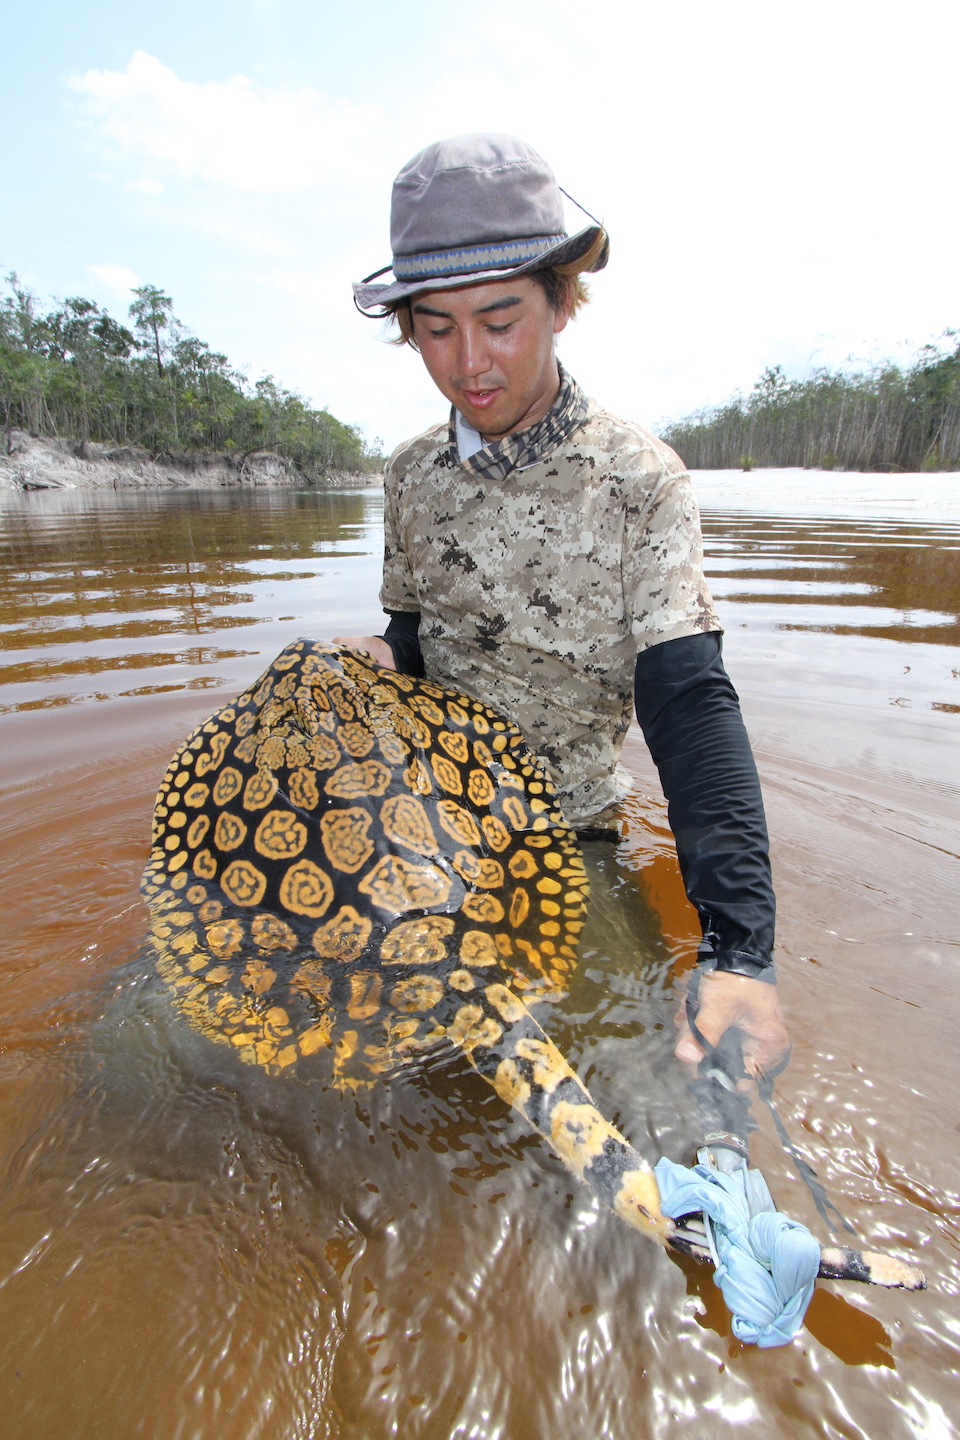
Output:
[353,223,608,314]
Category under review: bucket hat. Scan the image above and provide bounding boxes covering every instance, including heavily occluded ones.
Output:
[353,132,608,314]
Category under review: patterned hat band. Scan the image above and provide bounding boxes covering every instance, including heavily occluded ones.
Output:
[392,234,564,282]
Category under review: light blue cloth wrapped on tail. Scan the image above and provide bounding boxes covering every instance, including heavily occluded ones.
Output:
[654,1156,820,1347]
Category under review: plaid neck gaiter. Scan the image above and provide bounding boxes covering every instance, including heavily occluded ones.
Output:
[449,365,589,482]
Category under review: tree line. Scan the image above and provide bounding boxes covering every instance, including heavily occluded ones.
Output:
[0,273,381,477]
[662,335,960,472]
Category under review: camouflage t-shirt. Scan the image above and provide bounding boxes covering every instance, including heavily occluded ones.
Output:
[380,401,721,825]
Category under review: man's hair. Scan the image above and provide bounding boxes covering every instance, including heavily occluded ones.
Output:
[384,227,608,349]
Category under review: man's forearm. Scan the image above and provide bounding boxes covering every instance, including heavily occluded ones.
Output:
[634,632,776,979]
[382,610,424,677]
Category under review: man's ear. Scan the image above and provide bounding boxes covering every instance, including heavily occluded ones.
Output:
[552,281,573,336]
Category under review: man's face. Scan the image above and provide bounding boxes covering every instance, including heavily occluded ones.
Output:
[410,276,571,441]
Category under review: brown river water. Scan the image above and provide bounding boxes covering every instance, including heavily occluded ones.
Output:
[0,486,957,1439]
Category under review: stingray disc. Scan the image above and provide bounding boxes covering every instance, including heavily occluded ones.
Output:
[141,641,589,1081]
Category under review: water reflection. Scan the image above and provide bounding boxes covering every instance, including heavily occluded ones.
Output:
[0,490,958,1439]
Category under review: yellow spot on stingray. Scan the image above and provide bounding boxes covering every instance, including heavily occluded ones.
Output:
[212,767,243,806]
[325,759,392,799]
[612,1166,672,1241]
[460,892,505,924]
[481,814,511,852]
[206,919,245,957]
[358,855,452,912]
[466,769,495,807]
[430,753,463,796]
[380,914,454,965]
[168,852,188,871]
[255,809,308,860]
[436,800,481,848]
[243,770,279,811]
[492,1057,531,1112]
[536,877,562,895]
[453,851,504,889]
[549,1101,624,1181]
[502,796,528,831]
[508,851,539,880]
[196,732,229,776]
[221,859,267,907]
[484,983,527,1024]
[389,973,445,1013]
[448,969,475,992]
[214,811,247,852]
[509,888,530,928]
[514,1037,582,1095]
[279,859,333,918]
[241,958,277,995]
[347,971,382,1019]
[460,930,498,967]
[288,768,320,810]
[251,913,298,951]
[447,1004,502,1053]
[194,848,218,880]
[168,811,187,830]
[299,1016,334,1055]
[403,756,432,795]
[438,730,469,764]
[321,807,374,874]
[337,722,376,758]
[187,815,210,849]
[380,794,438,856]
[312,906,372,960]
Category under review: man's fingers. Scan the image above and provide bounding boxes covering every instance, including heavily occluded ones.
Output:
[331,635,396,670]
[672,1013,705,1065]
[673,971,790,1077]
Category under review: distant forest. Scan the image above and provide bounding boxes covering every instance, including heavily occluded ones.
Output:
[662,334,960,472]
[0,273,380,477]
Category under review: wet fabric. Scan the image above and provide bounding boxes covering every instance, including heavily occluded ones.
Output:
[654,1157,820,1348]
[635,631,774,974]
[380,395,720,824]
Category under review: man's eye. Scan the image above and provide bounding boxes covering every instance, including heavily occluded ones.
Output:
[427,327,452,337]
[487,323,512,333]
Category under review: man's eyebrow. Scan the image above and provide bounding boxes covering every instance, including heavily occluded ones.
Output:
[473,295,523,315]
[411,294,525,319]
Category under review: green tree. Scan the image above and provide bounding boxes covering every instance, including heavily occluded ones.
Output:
[129,284,175,377]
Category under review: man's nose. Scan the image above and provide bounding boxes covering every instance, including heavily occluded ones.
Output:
[457,325,492,381]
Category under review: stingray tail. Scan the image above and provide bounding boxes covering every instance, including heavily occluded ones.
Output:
[448,979,676,1246]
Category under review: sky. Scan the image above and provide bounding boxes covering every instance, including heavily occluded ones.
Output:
[2,0,958,454]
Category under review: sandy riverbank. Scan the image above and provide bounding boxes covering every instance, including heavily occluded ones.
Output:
[691,465,960,519]
[0,430,377,492]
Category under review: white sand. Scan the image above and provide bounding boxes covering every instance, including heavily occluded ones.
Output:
[691,467,960,521]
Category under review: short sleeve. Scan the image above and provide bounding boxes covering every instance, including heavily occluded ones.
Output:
[623,456,721,651]
[379,454,421,614]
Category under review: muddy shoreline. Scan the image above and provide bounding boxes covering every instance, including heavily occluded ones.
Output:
[0,428,380,493]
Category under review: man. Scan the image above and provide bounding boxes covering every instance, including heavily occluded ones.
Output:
[338,133,788,1077]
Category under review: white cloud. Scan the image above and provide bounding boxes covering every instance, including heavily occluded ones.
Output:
[63,3,960,448]
[87,262,141,296]
[69,50,393,194]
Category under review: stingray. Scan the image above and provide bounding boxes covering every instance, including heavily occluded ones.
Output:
[142,640,926,1296]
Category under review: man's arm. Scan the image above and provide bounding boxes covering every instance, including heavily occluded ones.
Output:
[634,631,789,1077]
[332,611,423,674]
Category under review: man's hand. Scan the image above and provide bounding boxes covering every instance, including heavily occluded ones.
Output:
[674,970,790,1079]
[331,635,396,670]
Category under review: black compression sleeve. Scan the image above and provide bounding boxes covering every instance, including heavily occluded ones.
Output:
[634,632,776,980]
[381,610,424,677]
